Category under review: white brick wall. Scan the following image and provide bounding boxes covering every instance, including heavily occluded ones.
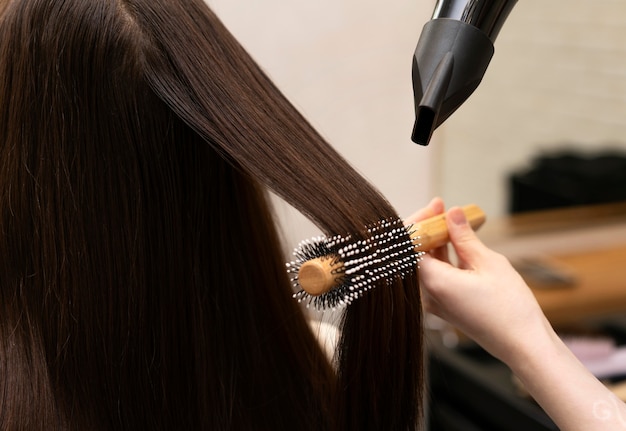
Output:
[438,0,626,217]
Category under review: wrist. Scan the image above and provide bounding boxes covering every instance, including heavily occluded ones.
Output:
[502,315,562,376]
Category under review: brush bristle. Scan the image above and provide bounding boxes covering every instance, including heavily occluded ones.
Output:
[287,219,422,310]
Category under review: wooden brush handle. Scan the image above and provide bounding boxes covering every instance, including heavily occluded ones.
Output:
[410,204,485,250]
[298,204,486,296]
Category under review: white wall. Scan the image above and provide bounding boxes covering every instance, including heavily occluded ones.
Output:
[207,0,435,247]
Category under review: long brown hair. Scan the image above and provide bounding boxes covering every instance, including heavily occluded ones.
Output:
[0,0,423,429]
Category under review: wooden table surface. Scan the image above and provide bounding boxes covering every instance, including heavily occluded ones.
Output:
[478,202,626,327]
[528,244,626,326]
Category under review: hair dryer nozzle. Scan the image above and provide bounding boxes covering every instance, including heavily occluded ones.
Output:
[411,19,494,145]
[411,0,517,145]
[412,51,454,146]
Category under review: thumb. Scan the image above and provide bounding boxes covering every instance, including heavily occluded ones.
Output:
[446,206,486,268]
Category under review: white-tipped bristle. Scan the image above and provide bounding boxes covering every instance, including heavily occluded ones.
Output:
[287,218,420,310]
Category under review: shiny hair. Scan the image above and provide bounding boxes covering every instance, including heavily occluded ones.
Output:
[0,0,423,429]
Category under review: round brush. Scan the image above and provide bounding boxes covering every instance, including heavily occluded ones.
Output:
[287,204,486,309]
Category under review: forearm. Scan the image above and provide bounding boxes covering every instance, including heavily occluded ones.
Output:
[509,319,626,431]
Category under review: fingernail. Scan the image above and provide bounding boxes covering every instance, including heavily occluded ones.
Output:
[448,208,467,225]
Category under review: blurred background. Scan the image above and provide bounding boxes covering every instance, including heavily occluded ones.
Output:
[438,0,626,218]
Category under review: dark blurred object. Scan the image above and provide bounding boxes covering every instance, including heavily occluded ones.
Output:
[427,314,626,431]
[509,150,626,214]
[427,332,558,431]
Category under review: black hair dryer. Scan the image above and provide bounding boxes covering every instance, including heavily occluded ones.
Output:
[411,0,517,145]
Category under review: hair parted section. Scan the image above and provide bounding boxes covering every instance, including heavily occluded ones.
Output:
[0,0,423,430]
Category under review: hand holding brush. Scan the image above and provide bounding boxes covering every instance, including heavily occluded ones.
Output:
[419,201,626,431]
[287,202,485,309]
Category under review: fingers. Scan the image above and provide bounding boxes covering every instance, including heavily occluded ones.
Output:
[418,254,450,294]
[445,206,488,269]
[429,237,449,263]
[418,254,462,317]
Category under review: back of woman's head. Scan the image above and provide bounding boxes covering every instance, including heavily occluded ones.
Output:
[0,1,423,430]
